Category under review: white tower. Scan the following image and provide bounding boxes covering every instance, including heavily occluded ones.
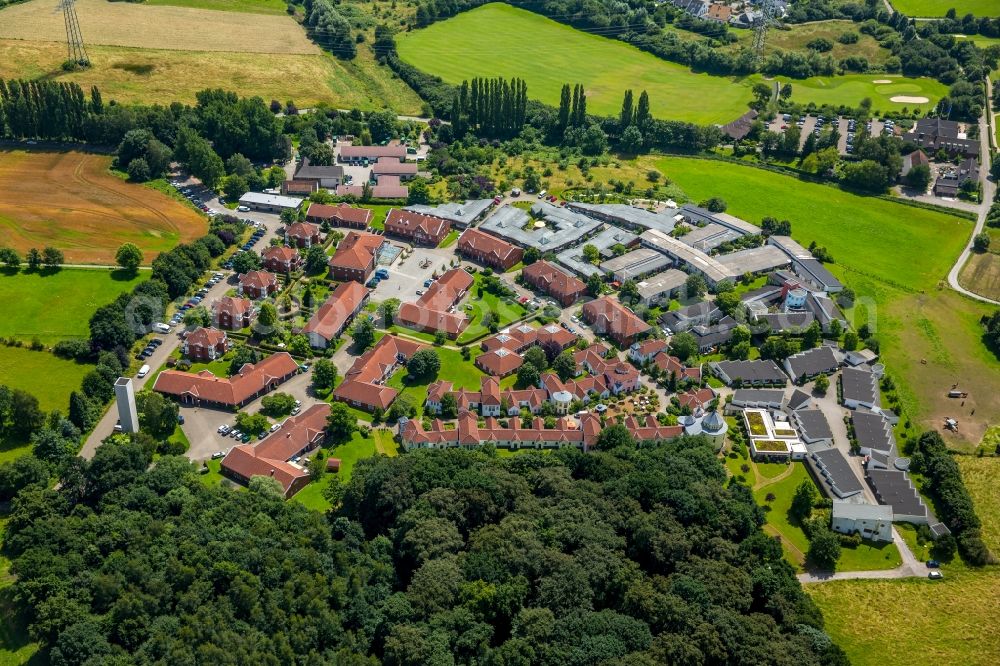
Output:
[114,377,139,434]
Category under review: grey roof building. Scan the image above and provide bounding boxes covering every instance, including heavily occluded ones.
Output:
[852,410,895,456]
[555,226,639,277]
[810,448,864,498]
[636,269,688,307]
[294,157,345,188]
[831,500,893,541]
[405,199,493,228]
[690,317,738,352]
[866,469,929,523]
[680,223,743,251]
[794,409,834,444]
[565,202,679,235]
[787,389,811,411]
[600,248,672,282]
[729,388,785,409]
[709,359,787,386]
[674,204,762,235]
[841,367,879,409]
[767,236,843,293]
[783,345,841,382]
[661,301,721,333]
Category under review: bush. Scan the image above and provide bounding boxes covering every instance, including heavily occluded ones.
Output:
[53,339,92,360]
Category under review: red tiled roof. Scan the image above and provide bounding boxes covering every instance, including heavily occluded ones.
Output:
[476,347,524,376]
[384,209,449,239]
[458,228,521,265]
[335,175,408,200]
[372,157,418,175]
[306,203,373,226]
[582,296,651,342]
[634,339,668,358]
[397,268,473,336]
[333,335,427,410]
[262,246,298,264]
[283,179,317,193]
[186,326,226,350]
[678,387,716,410]
[214,296,252,318]
[240,270,278,290]
[522,260,586,301]
[286,221,320,240]
[340,145,407,160]
[303,281,368,342]
[328,231,382,272]
[154,352,299,406]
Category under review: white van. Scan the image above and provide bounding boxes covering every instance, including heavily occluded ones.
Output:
[152,322,170,334]
[137,364,150,378]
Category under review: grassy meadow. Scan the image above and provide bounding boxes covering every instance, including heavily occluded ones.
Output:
[654,157,999,447]
[145,0,290,14]
[0,268,147,344]
[891,0,1000,16]
[0,346,92,413]
[735,20,893,68]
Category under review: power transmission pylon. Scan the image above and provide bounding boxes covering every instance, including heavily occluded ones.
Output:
[752,0,779,66]
[60,0,89,67]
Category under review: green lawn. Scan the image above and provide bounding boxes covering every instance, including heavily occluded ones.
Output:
[455,274,528,344]
[388,346,484,416]
[0,267,147,344]
[0,346,92,413]
[396,3,757,124]
[837,538,903,571]
[326,430,378,481]
[290,474,334,512]
[753,463,814,557]
[197,458,228,488]
[145,0,290,14]
[750,73,947,115]
[438,230,460,248]
[892,0,999,17]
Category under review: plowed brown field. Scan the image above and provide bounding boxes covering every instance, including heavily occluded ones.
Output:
[0,150,206,265]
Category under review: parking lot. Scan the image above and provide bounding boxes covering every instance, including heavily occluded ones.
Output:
[178,367,320,461]
[370,245,461,303]
[767,114,894,156]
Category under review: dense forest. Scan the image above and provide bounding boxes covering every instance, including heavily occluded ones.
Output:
[4,434,848,665]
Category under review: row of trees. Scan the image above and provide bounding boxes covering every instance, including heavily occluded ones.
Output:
[451,77,528,139]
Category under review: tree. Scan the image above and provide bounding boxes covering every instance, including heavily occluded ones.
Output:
[386,394,413,424]
[522,247,540,265]
[228,344,258,375]
[439,392,458,419]
[699,197,727,213]
[352,318,375,351]
[842,330,859,351]
[235,411,269,436]
[904,163,931,191]
[182,306,212,328]
[312,358,338,391]
[619,279,639,304]
[813,373,830,395]
[304,245,327,275]
[802,321,822,349]
[685,274,707,298]
[223,174,249,202]
[595,424,635,450]
[248,475,286,499]
[225,153,254,177]
[231,251,261,275]
[790,479,817,522]
[620,126,643,153]
[135,390,179,439]
[115,243,143,272]
[407,349,441,379]
[973,232,990,253]
[42,246,64,267]
[807,529,842,571]
[780,83,793,99]
[25,248,41,270]
[586,272,603,297]
[257,302,277,328]
[126,157,150,182]
[260,393,296,417]
[751,82,773,108]
[0,248,20,269]
[669,332,698,363]
[407,179,430,205]
[582,244,600,264]
[552,350,577,381]
[516,362,539,388]
[523,346,548,372]
[378,298,400,325]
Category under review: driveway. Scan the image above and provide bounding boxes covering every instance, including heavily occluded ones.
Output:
[798,527,922,583]
[371,245,458,304]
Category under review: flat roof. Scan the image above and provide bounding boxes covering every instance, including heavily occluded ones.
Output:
[714,245,791,275]
[832,499,892,521]
[566,202,678,234]
[405,199,493,225]
[636,268,688,298]
[480,202,601,252]
[680,223,742,251]
[239,192,303,208]
[677,204,760,235]
[556,226,639,277]
[599,248,671,277]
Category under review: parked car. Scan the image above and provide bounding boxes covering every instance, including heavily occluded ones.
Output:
[927,559,941,568]
[240,433,251,443]
[237,205,250,212]
[218,425,230,434]
[177,414,185,425]
[928,571,944,580]
[269,423,281,433]
[211,451,225,459]
[291,407,301,416]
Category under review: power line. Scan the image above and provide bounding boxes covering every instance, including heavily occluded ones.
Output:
[60,0,90,67]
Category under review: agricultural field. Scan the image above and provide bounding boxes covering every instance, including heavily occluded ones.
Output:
[0,150,206,264]
[0,267,147,344]
[653,156,999,448]
[396,3,757,124]
[958,227,1000,301]
[0,0,424,111]
[891,0,1000,17]
[749,74,947,115]
[146,0,289,14]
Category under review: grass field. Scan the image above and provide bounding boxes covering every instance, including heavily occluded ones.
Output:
[654,156,999,447]
[0,150,206,264]
[146,0,289,14]
[455,274,529,344]
[387,346,485,416]
[0,346,92,413]
[751,73,947,115]
[0,267,146,344]
[396,3,757,124]
[0,0,317,54]
[891,0,1000,17]
[958,229,1000,300]
[735,21,892,68]
[955,456,1000,553]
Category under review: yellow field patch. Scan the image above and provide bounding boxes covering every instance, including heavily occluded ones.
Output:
[0,0,317,54]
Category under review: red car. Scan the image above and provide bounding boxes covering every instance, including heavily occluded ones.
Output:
[519,296,529,304]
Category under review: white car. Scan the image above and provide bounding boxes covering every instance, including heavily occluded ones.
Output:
[237,205,250,212]
[269,423,281,433]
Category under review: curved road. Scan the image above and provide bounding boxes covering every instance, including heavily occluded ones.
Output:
[946,83,999,305]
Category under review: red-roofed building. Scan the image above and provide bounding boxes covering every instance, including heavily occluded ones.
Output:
[335,175,408,200]
[306,203,373,229]
[183,327,229,361]
[653,354,702,382]
[338,144,407,164]
[475,347,524,377]
[281,179,318,196]
[678,387,716,411]
[239,270,279,300]
[261,246,301,274]
[457,228,523,271]
[333,335,427,412]
[522,260,586,306]
[397,268,473,339]
[213,296,253,330]
[582,296,651,347]
[628,339,669,364]
[153,352,299,408]
[384,209,450,246]
[220,403,330,497]
[303,281,369,349]
[371,157,419,180]
[328,231,382,283]
[285,221,322,248]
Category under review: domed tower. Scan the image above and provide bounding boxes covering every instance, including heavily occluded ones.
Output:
[701,410,728,450]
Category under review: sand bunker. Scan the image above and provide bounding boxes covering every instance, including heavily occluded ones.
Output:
[890,95,929,104]
[873,79,892,84]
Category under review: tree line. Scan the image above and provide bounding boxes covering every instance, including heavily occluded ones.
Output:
[3,433,849,664]
[451,77,528,139]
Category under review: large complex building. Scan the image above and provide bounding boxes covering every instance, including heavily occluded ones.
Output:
[521,260,586,306]
[154,353,300,408]
[397,268,474,338]
[479,203,602,253]
[303,281,369,349]
[457,228,523,271]
[405,200,493,228]
[384,209,450,246]
[581,296,651,347]
[327,231,382,283]
[333,335,427,412]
